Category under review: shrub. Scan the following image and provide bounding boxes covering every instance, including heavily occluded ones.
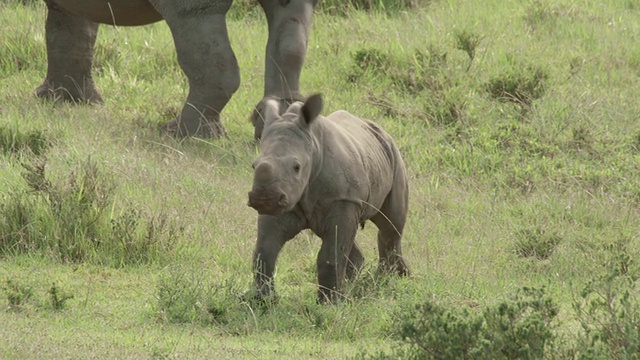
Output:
[3,279,33,309]
[486,64,548,108]
[357,287,558,359]
[47,282,73,311]
[573,240,640,359]
[454,29,483,71]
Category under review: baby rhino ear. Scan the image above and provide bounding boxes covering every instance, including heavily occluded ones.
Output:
[301,93,323,125]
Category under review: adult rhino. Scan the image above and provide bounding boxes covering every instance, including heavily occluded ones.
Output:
[36,0,316,138]
[247,94,410,303]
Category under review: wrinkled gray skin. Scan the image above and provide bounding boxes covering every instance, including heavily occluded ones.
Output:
[36,0,315,138]
[247,94,409,303]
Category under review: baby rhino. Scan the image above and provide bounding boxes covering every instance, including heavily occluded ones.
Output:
[248,94,409,303]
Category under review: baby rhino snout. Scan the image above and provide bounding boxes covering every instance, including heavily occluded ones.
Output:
[248,161,289,215]
[247,189,289,215]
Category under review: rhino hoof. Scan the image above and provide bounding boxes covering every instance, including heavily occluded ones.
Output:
[35,82,103,105]
[240,289,279,307]
[162,119,227,139]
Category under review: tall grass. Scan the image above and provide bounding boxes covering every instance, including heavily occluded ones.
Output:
[0,157,181,266]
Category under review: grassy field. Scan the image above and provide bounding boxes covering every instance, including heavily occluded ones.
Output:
[1,0,639,358]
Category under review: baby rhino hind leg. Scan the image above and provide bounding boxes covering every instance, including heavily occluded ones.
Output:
[371,186,409,276]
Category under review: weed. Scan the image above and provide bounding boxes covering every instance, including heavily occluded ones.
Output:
[514,226,562,260]
[3,279,33,309]
[631,132,640,153]
[569,126,595,153]
[482,287,558,359]
[350,48,392,81]
[454,29,482,71]
[573,239,640,359]
[349,45,466,125]
[47,282,73,310]
[364,93,406,118]
[350,46,451,95]
[358,287,558,359]
[319,0,432,16]
[0,27,44,76]
[523,0,559,31]
[421,87,467,126]
[155,267,242,325]
[490,121,556,157]
[342,263,395,301]
[227,0,263,19]
[0,126,49,156]
[486,64,548,108]
[0,192,36,254]
[108,210,180,267]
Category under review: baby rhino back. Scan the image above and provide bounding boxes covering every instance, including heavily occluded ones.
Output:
[321,110,407,219]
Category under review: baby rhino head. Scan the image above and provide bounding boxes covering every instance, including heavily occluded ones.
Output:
[248,94,324,216]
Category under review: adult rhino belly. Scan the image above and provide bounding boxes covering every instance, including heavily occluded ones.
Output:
[55,0,163,26]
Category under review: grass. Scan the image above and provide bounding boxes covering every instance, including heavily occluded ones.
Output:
[1,0,639,358]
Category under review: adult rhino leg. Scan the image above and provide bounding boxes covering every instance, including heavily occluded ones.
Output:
[251,0,316,139]
[36,0,102,104]
[346,242,364,280]
[155,1,240,138]
[371,183,410,277]
[315,203,360,303]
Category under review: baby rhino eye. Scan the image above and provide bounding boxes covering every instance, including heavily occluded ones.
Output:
[293,163,301,173]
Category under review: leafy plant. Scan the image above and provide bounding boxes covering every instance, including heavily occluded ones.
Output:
[3,279,33,309]
[482,287,558,359]
[155,267,242,325]
[454,29,482,71]
[514,226,562,260]
[357,287,558,359]
[47,282,73,310]
[486,64,548,108]
[573,240,640,359]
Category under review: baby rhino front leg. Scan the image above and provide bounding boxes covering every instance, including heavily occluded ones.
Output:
[316,204,360,303]
[252,213,305,302]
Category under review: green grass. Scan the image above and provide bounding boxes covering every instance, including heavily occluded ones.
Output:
[1,0,639,358]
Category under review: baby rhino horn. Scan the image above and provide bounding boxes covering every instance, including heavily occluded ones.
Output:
[254,161,275,183]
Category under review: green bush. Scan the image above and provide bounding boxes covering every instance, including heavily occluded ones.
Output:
[47,282,73,311]
[573,241,640,359]
[3,279,33,309]
[486,64,548,108]
[357,287,558,359]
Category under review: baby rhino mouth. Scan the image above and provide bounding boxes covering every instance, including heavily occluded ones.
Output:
[247,189,289,216]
